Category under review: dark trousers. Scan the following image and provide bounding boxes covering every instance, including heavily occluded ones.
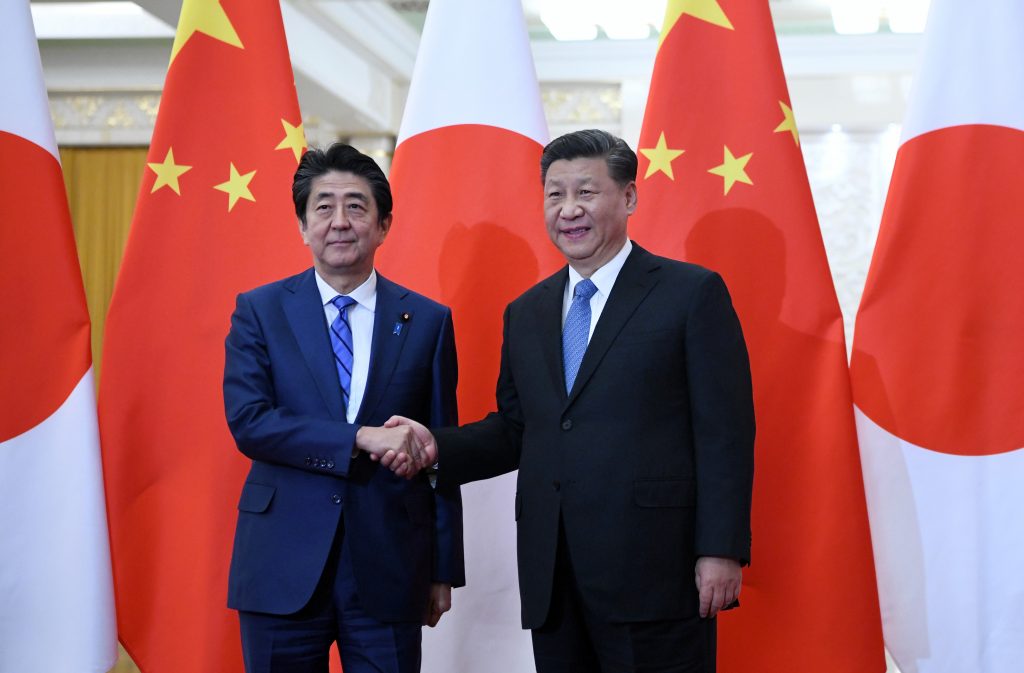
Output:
[238,526,421,673]
[532,524,716,673]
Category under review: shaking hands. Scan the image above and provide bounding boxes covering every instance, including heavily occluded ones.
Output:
[354,416,437,478]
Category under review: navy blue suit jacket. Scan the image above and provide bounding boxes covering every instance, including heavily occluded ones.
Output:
[223,269,464,622]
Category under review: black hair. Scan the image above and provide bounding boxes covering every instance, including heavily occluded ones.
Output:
[540,129,638,186]
[293,143,392,227]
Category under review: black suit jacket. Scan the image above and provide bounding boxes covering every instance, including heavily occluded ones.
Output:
[436,244,753,628]
[223,270,465,621]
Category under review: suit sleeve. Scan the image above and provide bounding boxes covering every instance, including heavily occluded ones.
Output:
[223,292,358,477]
[429,309,465,586]
[686,272,755,565]
[435,304,525,487]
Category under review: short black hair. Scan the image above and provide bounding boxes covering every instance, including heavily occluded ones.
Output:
[293,143,392,227]
[540,129,638,186]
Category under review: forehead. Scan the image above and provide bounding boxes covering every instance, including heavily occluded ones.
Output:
[544,156,610,186]
[309,170,374,203]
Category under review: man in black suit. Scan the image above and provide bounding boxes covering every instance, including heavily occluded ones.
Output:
[392,129,754,673]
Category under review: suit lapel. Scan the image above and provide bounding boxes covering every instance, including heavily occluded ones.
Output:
[282,269,345,420]
[535,267,570,402]
[566,245,660,408]
[356,274,411,424]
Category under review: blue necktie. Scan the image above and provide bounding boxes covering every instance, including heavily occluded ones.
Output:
[562,278,598,393]
[330,295,357,415]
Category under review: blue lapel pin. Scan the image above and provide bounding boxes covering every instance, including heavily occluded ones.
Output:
[393,312,411,335]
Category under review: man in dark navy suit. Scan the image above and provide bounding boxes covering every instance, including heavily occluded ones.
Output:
[392,130,754,673]
[223,143,463,673]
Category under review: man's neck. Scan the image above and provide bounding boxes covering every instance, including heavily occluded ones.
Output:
[316,266,372,295]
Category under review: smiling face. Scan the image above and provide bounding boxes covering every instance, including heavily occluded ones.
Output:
[543,156,637,277]
[300,170,390,293]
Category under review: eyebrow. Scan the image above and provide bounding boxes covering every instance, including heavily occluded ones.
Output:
[314,190,369,202]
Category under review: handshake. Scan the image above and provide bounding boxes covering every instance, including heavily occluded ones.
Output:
[354,416,436,478]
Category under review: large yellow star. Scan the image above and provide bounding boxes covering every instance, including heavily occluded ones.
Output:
[213,163,256,212]
[640,132,686,180]
[169,0,243,65]
[774,101,800,146]
[707,146,753,195]
[660,0,734,46]
[147,147,192,195]
[275,119,307,163]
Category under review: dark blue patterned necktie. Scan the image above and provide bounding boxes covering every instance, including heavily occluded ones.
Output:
[330,295,357,415]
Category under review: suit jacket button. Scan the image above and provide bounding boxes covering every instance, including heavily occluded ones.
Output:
[552,480,561,492]
[326,460,335,470]
[305,456,312,465]
[561,419,572,431]
[331,494,342,505]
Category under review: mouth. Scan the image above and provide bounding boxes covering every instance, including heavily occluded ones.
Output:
[327,240,356,246]
[560,225,590,240]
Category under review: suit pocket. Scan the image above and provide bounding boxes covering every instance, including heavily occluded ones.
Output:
[237,482,275,513]
[404,493,433,525]
[633,478,695,508]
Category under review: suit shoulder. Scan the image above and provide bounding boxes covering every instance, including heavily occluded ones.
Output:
[236,269,309,304]
[379,277,451,316]
[507,266,565,313]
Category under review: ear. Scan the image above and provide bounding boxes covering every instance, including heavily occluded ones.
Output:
[624,181,638,215]
[378,214,393,239]
[297,216,310,245]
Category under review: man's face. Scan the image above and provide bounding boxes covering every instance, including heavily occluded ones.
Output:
[300,170,389,280]
[544,157,636,275]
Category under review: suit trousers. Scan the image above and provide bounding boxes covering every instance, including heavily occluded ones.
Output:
[238,521,422,673]
[531,521,717,673]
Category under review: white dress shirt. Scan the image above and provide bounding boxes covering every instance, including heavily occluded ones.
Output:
[562,239,633,343]
[314,269,377,423]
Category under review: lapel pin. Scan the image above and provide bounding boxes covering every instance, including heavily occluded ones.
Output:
[393,312,410,336]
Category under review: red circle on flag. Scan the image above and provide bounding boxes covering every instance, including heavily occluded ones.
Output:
[0,131,91,442]
[851,124,1024,456]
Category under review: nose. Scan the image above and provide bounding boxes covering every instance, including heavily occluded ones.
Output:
[560,197,583,220]
[329,210,350,229]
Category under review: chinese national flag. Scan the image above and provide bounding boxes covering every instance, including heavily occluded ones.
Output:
[851,1,1024,671]
[376,0,561,669]
[98,2,308,672]
[630,1,885,671]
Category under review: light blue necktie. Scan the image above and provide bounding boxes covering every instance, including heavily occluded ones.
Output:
[562,278,598,393]
[330,295,357,415]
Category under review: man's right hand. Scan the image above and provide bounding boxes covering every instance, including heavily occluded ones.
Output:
[383,415,437,473]
[354,425,422,477]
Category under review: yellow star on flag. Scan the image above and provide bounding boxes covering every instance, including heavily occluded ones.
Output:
[708,146,753,195]
[660,0,734,46]
[774,101,800,146]
[275,119,307,162]
[170,0,244,65]
[147,148,192,195]
[640,132,686,180]
[214,163,256,211]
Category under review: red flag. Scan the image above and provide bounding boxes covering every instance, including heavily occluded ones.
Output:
[376,0,560,668]
[0,4,116,671]
[99,2,308,671]
[630,1,884,670]
[851,1,1024,671]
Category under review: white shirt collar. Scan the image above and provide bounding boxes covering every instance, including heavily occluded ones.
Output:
[567,239,633,298]
[314,269,378,312]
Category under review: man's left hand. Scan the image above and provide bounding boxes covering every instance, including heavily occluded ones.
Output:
[424,583,452,627]
[695,556,741,619]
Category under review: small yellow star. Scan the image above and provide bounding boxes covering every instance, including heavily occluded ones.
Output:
[707,146,753,195]
[660,0,734,46]
[275,119,307,163]
[147,148,192,195]
[640,132,686,180]
[213,163,256,211]
[774,101,800,146]
[170,0,243,65]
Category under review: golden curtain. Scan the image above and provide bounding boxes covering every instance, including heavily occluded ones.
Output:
[60,147,147,379]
